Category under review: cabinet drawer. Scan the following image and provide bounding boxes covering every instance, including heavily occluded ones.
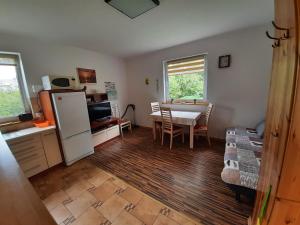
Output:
[92,130,108,147]
[268,199,300,224]
[8,136,43,154]
[13,147,46,164]
[7,134,41,146]
[19,155,48,178]
[107,126,120,139]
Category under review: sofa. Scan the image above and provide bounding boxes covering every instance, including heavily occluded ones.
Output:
[221,121,264,201]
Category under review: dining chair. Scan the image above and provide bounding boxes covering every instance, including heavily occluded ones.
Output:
[150,102,160,112]
[194,103,214,146]
[151,102,162,139]
[111,103,132,138]
[160,107,184,149]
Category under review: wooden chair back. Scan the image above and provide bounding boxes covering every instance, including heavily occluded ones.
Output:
[205,103,214,126]
[160,107,173,130]
[151,102,160,112]
[111,103,121,118]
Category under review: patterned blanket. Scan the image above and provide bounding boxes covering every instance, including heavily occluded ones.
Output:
[221,128,263,190]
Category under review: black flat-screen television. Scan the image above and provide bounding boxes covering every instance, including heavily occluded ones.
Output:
[87,101,112,122]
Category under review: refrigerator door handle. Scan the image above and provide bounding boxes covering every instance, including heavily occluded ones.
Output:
[64,130,91,140]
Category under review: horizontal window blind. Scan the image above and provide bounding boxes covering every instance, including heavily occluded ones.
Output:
[167,55,205,76]
[0,54,18,66]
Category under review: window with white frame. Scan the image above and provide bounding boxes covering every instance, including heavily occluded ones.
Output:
[164,54,207,102]
[0,52,31,123]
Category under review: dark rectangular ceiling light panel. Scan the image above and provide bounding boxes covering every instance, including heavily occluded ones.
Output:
[105,0,160,19]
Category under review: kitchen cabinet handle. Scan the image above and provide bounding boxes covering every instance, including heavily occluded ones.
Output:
[14,148,38,156]
[24,164,41,173]
[8,135,40,145]
[43,132,55,137]
[12,145,38,154]
[18,153,39,162]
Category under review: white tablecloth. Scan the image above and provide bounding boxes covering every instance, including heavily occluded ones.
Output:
[150,111,201,126]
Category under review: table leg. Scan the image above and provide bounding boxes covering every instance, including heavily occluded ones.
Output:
[152,120,157,141]
[189,125,194,149]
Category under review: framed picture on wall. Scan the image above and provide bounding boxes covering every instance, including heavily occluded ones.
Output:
[218,55,231,68]
[77,67,97,83]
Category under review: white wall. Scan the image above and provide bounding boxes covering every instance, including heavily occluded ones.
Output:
[0,33,128,114]
[125,25,272,139]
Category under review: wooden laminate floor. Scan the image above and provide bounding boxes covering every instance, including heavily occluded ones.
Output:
[89,127,254,225]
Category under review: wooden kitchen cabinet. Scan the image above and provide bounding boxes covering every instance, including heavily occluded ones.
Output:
[41,130,62,168]
[7,134,49,177]
[5,128,62,177]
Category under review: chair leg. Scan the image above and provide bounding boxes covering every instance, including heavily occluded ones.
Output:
[158,127,161,140]
[120,126,124,138]
[182,132,184,143]
[129,123,132,133]
[161,132,164,146]
[206,132,211,146]
[235,190,241,202]
[170,133,173,150]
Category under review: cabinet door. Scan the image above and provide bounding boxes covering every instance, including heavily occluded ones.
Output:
[252,0,299,224]
[268,199,300,224]
[278,83,300,200]
[41,130,62,167]
[277,0,300,199]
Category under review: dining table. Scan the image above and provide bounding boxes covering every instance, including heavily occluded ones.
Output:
[149,110,202,149]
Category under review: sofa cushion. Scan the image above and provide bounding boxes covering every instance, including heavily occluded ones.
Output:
[255,120,265,138]
[221,126,263,190]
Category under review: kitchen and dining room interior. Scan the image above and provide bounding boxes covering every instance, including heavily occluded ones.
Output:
[1,1,300,225]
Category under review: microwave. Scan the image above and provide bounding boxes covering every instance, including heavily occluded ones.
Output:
[42,75,77,90]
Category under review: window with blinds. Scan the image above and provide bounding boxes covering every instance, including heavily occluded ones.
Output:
[0,52,30,122]
[164,54,207,102]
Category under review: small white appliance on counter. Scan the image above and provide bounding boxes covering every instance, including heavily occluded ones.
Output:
[42,75,77,90]
[51,92,94,165]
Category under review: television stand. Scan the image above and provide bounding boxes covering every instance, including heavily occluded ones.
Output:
[91,117,120,147]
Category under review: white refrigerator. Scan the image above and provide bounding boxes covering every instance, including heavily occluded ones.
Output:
[52,92,94,165]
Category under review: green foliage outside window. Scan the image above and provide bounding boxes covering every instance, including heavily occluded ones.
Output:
[0,90,25,117]
[168,72,204,100]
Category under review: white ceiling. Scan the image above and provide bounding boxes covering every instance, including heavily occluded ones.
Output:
[0,0,274,58]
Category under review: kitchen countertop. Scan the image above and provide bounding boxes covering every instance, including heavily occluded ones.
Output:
[3,125,56,141]
[0,132,57,225]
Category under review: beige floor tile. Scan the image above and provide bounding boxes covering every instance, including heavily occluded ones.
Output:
[111,177,128,189]
[65,180,94,199]
[112,210,143,225]
[84,166,104,178]
[131,196,163,225]
[34,160,200,225]
[98,194,129,222]
[119,187,143,205]
[90,180,119,202]
[65,191,97,218]
[153,214,180,225]
[88,170,111,187]
[50,203,72,224]
[43,190,70,211]
[71,207,107,225]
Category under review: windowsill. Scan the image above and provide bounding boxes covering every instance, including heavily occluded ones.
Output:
[0,120,34,134]
[0,120,22,128]
[162,100,208,106]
